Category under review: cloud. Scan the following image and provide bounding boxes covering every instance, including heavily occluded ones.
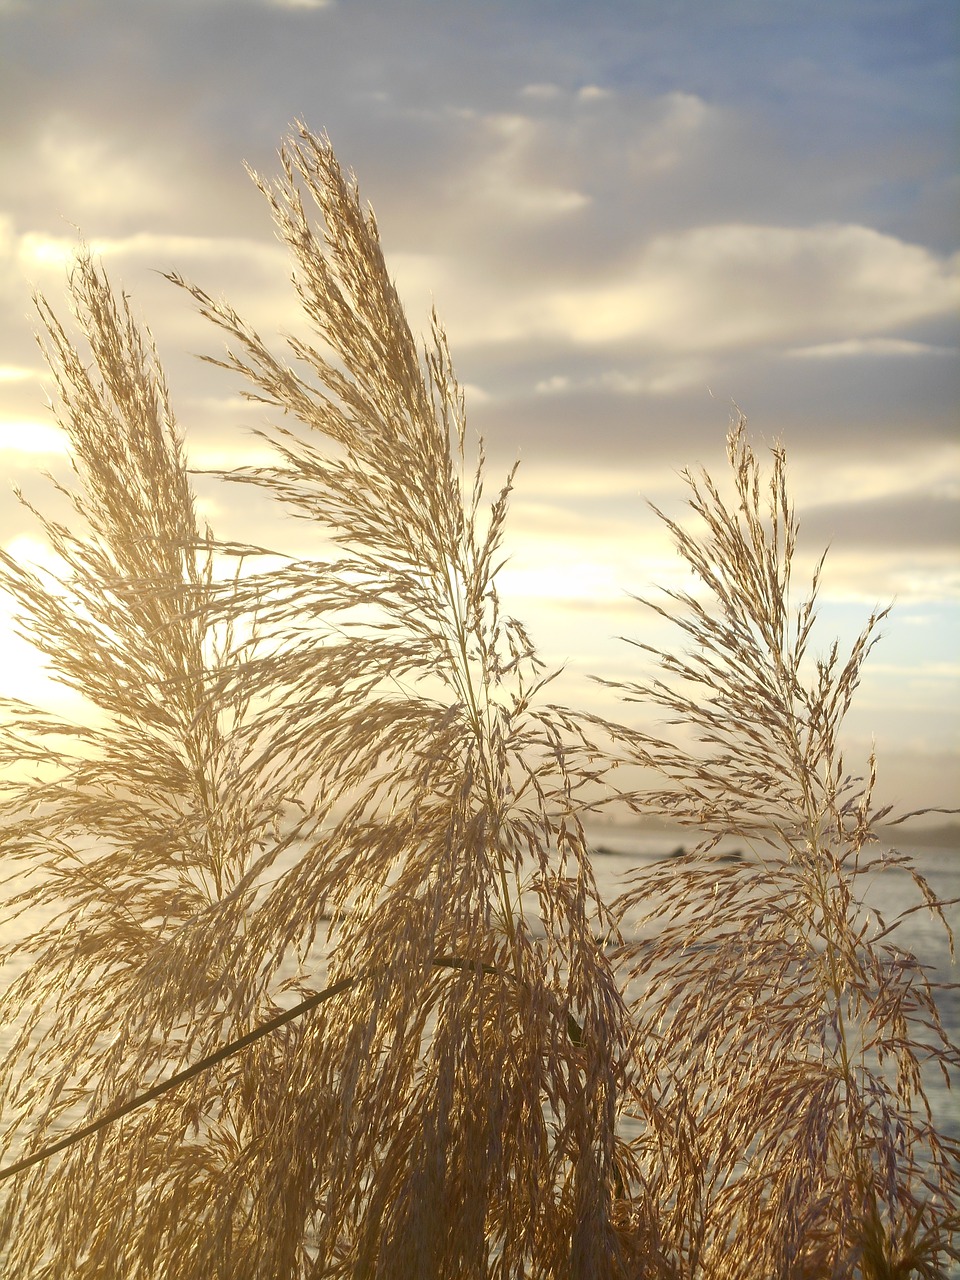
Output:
[446,110,591,222]
[0,422,69,455]
[0,0,954,814]
[17,229,286,272]
[519,83,562,101]
[628,91,715,175]
[814,547,960,605]
[10,228,304,358]
[534,364,710,396]
[786,444,959,508]
[391,223,959,357]
[788,337,956,359]
[30,120,181,223]
[540,224,959,351]
[0,364,40,383]
[801,492,960,553]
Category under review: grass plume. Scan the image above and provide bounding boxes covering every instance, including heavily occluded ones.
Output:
[0,126,956,1278]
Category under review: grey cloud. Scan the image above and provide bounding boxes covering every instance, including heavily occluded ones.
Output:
[1,0,953,244]
[801,493,960,552]
[459,331,958,466]
[1,0,956,569]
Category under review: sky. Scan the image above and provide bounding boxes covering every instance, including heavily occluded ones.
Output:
[0,0,957,815]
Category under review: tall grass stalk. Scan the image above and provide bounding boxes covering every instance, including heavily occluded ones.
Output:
[0,126,956,1278]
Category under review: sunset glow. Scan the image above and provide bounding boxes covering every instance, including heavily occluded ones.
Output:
[0,0,956,809]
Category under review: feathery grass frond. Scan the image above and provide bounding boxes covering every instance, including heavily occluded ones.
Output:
[590,419,958,1276]
[0,128,955,1279]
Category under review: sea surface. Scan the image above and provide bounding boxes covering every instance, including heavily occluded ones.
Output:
[1,822,957,1239]
[582,822,959,1142]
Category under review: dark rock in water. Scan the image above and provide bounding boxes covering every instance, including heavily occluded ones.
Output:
[657,845,743,863]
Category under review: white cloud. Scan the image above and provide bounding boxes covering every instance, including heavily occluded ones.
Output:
[0,365,41,383]
[16,234,76,271]
[812,547,960,604]
[0,421,69,455]
[787,444,960,508]
[394,223,960,356]
[788,337,956,359]
[14,229,303,345]
[461,381,492,405]
[534,374,571,394]
[534,363,709,396]
[450,111,591,222]
[0,214,21,298]
[31,121,182,222]
[17,230,286,272]
[447,92,717,226]
[520,83,610,104]
[520,84,562,100]
[630,91,715,173]
[547,223,960,349]
[2,535,70,583]
[496,557,624,606]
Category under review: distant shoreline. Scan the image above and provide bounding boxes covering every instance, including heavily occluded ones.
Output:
[880,820,960,850]
[585,813,960,851]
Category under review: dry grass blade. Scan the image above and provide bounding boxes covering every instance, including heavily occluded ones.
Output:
[0,131,627,1278]
[591,420,958,1276]
[0,128,955,1279]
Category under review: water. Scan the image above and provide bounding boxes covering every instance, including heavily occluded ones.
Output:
[582,824,958,1274]
[2,826,957,1109]
[581,822,959,1143]
[1,822,957,1257]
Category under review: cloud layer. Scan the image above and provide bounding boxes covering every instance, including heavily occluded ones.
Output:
[0,0,957,807]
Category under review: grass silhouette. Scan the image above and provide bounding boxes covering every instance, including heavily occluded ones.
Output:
[0,126,956,1278]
